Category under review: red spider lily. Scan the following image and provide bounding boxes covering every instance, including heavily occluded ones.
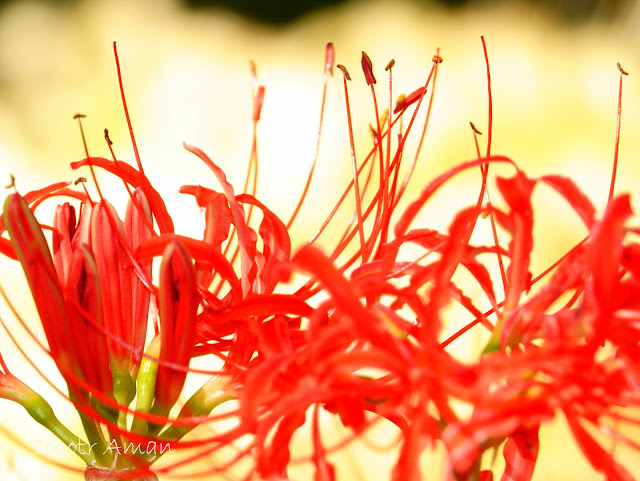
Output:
[235,43,640,481]
[0,38,639,481]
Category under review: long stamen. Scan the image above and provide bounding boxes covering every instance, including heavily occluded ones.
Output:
[361,50,387,262]
[302,60,441,293]
[286,43,334,230]
[481,37,493,158]
[246,60,263,197]
[608,62,628,204]
[74,114,104,201]
[337,64,366,261]
[104,128,157,238]
[113,42,146,177]
[215,62,265,291]
[391,54,440,209]
[375,59,396,254]
[478,37,509,299]
[470,121,507,295]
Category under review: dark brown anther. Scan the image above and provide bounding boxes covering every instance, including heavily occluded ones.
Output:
[385,59,395,71]
[74,177,88,185]
[337,64,351,81]
[361,51,376,85]
[470,121,483,135]
[5,174,15,190]
[432,54,443,64]
[368,123,378,142]
[72,113,87,119]
[617,62,629,76]
[104,128,113,146]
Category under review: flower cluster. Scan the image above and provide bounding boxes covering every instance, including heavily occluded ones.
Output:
[0,40,638,481]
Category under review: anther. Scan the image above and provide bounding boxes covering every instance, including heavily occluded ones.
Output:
[325,43,335,76]
[393,87,426,114]
[470,122,483,135]
[253,85,266,122]
[104,128,113,146]
[368,124,378,142]
[361,51,376,85]
[250,60,258,78]
[379,108,389,128]
[617,62,629,76]
[385,59,395,71]
[432,54,443,64]
[337,64,351,81]
[72,113,87,119]
[5,174,15,190]
[74,177,88,185]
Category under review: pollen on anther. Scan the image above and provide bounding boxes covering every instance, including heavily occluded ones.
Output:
[470,122,483,135]
[337,64,351,81]
[432,54,444,64]
[250,60,258,78]
[104,128,113,146]
[73,113,87,119]
[74,177,88,185]
[385,59,396,71]
[617,62,629,76]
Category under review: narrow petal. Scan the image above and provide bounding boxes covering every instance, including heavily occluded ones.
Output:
[3,194,69,366]
[500,425,539,481]
[566,411,634,481]
[180,185,232,288]
[136,233,241,300]
[238,193,291,294]
[52,202,76,284]
[496,172,536,316]
[66,245,113,396]
[539,175,596,229]
[124,188,153,372]
[395,156,515,239]
[90,200,130,368]
[183,144,258,296]
[584,194,633,346]
[72,157,174,234]
[155,237,199,412]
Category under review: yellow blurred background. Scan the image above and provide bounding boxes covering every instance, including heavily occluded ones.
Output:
[0,0,639,479]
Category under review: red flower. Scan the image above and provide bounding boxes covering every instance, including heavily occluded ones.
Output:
[1,39,639,481]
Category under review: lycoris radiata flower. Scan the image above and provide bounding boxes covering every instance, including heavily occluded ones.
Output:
[1,38,639,481]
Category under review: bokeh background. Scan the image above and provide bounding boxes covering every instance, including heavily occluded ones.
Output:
[0,0,639,479]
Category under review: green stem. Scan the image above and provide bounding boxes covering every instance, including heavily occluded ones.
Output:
[112,369,134,431]
[131,337,160,435]
[77,402,113,466]
[146,376,234,464]
[1,376,96,464]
